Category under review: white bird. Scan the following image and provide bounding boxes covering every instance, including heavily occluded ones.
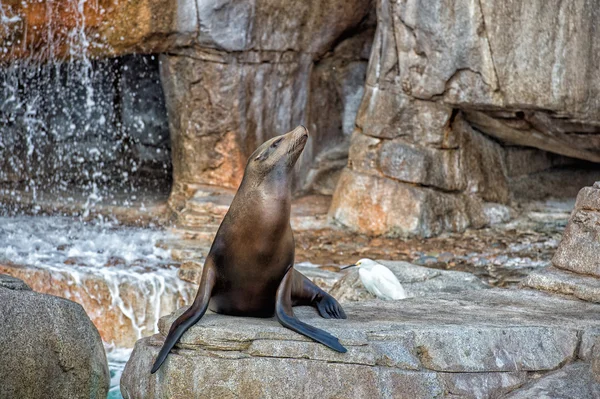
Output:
[341,258,407,300]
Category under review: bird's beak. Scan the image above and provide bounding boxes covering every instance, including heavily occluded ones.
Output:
[340,264,357,270]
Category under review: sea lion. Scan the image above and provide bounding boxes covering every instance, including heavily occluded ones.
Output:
[151,126,347,374]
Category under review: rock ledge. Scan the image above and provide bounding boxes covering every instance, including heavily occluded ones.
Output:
[122,289,600,398]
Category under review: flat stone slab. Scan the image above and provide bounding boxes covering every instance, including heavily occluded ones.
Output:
[122,289,600,398]
[524,266,600,303]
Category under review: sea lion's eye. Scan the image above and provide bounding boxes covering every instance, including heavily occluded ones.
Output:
[271,138,283,148]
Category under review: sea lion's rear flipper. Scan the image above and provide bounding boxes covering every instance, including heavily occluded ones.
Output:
[291,269,347,320]
[150,263,217,374]
[276,268,347,353]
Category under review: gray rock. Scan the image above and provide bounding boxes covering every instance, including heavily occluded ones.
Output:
[0,275,109,399]
[523,267,600,303]
[579,328,600,361]
[503,362,600,399]
[329,0,600,237]
[0,273,31,291]
[553,190,600,277]
[592,337,600,383]
[122,289,600,398]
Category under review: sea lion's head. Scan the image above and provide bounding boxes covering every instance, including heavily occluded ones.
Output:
[245,125,309,182]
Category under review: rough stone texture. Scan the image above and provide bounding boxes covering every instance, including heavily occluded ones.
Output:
[0,0,197,61]
[0,274,109,399]
[503,362,600,399]
[330,260,489,303]
[122,289,600,398]
[592,337,600,384]
[329,167,487,237]
[329,0,600,237]
[528,182,600,305]
[1,0,374,217]
[553,185,600,277]
[0,273,31,290]
[160,3,374,205]
[524,267,600,303]
[299,17,375,195]
[0,263,196,347]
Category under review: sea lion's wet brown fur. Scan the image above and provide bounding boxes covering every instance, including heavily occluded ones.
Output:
[151,126,347,374]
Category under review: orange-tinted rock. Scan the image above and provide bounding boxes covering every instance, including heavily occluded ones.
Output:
[0,262,196,347]
[329,168,486,237]
[0,0,196,62]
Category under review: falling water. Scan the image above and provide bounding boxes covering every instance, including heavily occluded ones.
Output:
[1,3,179,397]
[0,2,171,214]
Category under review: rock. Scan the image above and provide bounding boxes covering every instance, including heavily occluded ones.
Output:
[177,261,204,285]
[299,19,375,195]
[0,0,197,61]
[523,267,600,303]
[0,273,31,291]
[294,264,342,292]
[329,168,487,237]
[592,337,600,383]
[503,362,600,399]
[329,0,600,237]
[0,263,196,348]
[529,183,600,304]
[553,185,600,277]
[122,289,600,398]
[329,260,488,303]
[0,274,109,399]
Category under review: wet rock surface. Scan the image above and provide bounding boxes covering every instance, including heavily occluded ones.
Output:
[122,289,600,398]
[0,217,196,347]
[0,274,109,399]
[0,262,195,348]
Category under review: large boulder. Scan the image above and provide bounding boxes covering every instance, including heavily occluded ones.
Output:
[0,274,109,399]
[329,0,600,237]
[121,289,600,398]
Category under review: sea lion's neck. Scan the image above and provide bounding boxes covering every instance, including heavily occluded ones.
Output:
[234,171,292,216]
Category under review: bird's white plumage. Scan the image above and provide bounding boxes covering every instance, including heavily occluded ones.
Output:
[353,259,406,300]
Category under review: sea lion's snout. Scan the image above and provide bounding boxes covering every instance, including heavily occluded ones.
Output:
[286,125,309,161]
[291,125,309,143]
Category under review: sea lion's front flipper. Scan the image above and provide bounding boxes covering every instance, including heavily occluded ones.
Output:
[291,269,347,320]
[150,262,217,374]
[276,267,347,353]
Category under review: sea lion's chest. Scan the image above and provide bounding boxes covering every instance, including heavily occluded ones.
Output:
[207,200,294,316]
